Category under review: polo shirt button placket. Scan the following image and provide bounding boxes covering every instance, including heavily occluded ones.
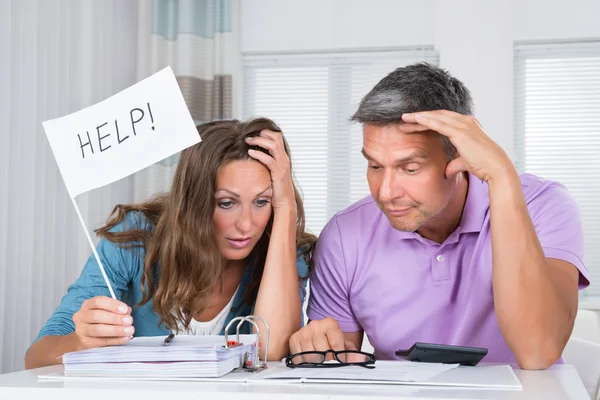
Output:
[432,252,450,283]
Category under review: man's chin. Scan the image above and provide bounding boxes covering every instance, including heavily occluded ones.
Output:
[386,217,420,232]
[391,223,418,232]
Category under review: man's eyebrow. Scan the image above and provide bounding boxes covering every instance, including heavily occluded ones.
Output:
[361,148,428,164]
[361,148,373,161]
[395,150,428,163]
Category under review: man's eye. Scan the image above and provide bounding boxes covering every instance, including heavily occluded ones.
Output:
[404,165,421,174]
[369,165,381,170]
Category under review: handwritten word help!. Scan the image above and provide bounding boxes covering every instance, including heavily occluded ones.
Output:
[76,103,155,159]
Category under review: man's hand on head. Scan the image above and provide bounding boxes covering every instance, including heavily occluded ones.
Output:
[399,111,516,184]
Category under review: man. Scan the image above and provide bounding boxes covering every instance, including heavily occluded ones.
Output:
[289,63,589,370]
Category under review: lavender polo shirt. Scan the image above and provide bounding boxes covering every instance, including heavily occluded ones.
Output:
[307,174,590,363]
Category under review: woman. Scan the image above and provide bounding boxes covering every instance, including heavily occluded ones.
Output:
[25,118,316,369]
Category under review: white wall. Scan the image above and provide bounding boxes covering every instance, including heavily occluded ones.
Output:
[515,0,600,41]
[240,0,600,160]
[241,0,435,53]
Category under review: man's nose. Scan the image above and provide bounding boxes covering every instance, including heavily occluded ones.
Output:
[379,170,403,202]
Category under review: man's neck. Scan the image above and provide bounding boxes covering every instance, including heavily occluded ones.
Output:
[417,173,469,244]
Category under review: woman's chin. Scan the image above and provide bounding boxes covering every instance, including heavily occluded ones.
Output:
[221,247,253,262]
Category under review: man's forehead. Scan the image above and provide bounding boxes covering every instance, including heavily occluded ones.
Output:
[363,124,437,140]
[362,125,440,153]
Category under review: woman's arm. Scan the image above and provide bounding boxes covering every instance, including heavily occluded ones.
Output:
[25,296,133,369]
[25,216,140,369]
[246,130,303,360]
[253,208,299,360]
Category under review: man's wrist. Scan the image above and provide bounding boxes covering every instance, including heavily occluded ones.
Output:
[487,167,526,208]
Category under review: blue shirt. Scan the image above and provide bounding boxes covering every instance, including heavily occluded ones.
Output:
[34,212,309,343]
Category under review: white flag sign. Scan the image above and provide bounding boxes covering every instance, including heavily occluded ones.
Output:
[43,66,200,198]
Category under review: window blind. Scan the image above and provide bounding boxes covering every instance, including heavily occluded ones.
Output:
[514,41,600,298]
[243,49,439,234]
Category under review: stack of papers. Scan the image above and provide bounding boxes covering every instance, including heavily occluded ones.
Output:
[62,335,257,378]
[43,359,522,390]
[261,362,522,389]
[264,361,460,384]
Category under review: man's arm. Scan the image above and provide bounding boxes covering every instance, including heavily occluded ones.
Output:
[400,111,586,369]
[489,171,579,369]
[290,214,365,356]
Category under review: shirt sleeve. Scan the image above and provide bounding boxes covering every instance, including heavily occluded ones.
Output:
[528,181,590,289]
[33,214,144,343]
[307,216,362,332]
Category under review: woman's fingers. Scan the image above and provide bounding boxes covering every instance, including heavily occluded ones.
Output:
[82,296,130,315]
[80,322,135,338]
[82,309,133,326]
[74,296,135,349]
[247,149,275,168]
[245,136,275,153]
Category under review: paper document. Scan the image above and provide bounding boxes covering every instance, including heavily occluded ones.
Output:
[62,335,258,378]
[41,360,522,390]
[264,361,458,383]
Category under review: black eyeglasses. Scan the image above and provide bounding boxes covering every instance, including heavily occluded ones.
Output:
[285,349,376,369]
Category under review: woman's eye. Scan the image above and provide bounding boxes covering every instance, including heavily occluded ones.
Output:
[255,199,270,207]
[218,200,233,209]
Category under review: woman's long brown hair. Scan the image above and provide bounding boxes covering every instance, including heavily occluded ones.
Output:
[94,118,317,331]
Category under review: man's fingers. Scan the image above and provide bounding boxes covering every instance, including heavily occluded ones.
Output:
[446,156,469,177]
[289,333,303,357]
[403,109,464,122]
[337,339,365,363]
[297,333,318,364]
[85,296,129,314]
[344,339,358,351]
[324,321,346,353]
[402,113,463,138]
[397,123,431,133]
[310,332,334,361]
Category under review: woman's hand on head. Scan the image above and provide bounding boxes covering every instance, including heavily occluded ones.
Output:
[72,296,134,350]
[246,130,297,213]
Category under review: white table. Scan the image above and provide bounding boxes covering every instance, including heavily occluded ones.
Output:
[0,363,590,400]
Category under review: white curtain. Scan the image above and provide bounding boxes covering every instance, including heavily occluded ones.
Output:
[0,0,139,373]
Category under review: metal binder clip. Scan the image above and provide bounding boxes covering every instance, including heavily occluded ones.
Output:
[224,315,270,372]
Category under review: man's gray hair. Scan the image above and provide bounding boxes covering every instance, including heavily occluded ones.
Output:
[351,63,473,159]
